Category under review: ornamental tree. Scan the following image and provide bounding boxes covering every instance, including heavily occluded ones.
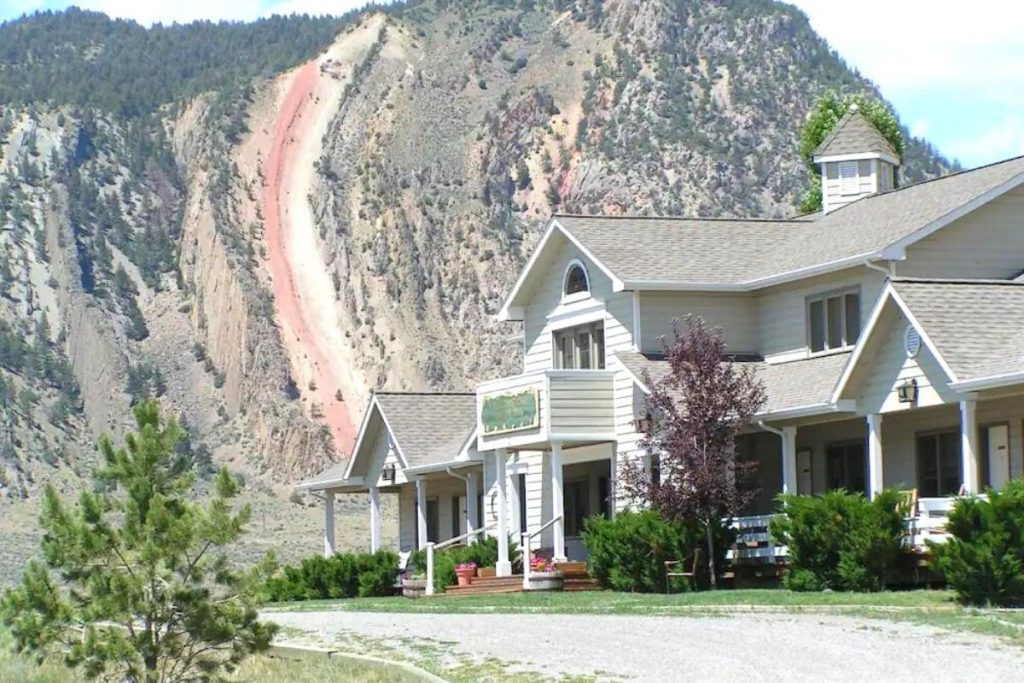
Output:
[0,400,277,681]
[798,91,904,213]
[622,316,766,588]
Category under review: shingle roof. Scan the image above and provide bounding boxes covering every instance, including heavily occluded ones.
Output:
[892,280,1024,382]
[615,350,850,416]
[374,392,477,468]
[554,154,1024,288]
[813,107,899,160]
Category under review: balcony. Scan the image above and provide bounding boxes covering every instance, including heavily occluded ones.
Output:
[476,369,616,451]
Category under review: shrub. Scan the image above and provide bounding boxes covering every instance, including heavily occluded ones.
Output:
[929,480,1024,606]
[582,510,728,592]
[772,489,904,592]
[264,550,398,602]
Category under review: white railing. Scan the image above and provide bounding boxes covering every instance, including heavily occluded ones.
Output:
[424,524,496,596]
[520,515,563,590]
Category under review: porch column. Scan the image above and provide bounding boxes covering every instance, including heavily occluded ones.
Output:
[867,413,884,499]
[960,399,980,495]
[415,477,428,550]
[323,490,336,557]
[609,443,618,518]
[781,426,798,496]
[551,441,566,562]
[495,448,512,577]
[368,486,381,553]
[465,470,479,545]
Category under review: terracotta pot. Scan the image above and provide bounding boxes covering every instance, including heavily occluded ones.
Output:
[455,568,476,586]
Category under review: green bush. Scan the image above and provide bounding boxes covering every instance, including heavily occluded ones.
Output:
[410,536,520,593]
[929,480,1024,606]
[264,550,398,602]
[772,489,904,592]
[582,510,728,592]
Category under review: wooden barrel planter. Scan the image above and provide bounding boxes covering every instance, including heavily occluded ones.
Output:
[524,570,564,592]
[402,577,427,599]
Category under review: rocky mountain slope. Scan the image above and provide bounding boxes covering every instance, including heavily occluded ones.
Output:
[0,0,954,507]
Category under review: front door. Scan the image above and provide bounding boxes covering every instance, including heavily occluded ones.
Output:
[986,424,1011,490]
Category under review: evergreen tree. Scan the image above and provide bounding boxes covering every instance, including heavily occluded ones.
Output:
[0,400,277,681]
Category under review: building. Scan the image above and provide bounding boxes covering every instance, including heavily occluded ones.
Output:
[300,108,1024,575]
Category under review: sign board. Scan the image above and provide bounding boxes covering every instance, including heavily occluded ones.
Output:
[481,388,540,435]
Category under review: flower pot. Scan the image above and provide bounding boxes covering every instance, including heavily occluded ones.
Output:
[455,568,476,587]
[525,570,564,592]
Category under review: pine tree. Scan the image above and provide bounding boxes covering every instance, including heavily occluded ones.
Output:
[0,400,277,681]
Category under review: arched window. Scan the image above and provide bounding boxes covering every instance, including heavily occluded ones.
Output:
[563,261,590,298]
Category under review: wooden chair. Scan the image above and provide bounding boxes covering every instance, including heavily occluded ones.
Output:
[665,548,703,593]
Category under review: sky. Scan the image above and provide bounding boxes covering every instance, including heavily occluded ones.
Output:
[0,1,1021,167]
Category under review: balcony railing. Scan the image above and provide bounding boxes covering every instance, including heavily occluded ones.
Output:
[476,369,616,450]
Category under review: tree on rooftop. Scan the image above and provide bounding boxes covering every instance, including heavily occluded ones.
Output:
[621,316,766,589]
[0,400,277,681]
[799,91,904,214]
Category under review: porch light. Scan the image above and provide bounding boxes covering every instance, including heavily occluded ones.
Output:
[897,379,918,404]
[382,464,396,484]
[634,412,653,434]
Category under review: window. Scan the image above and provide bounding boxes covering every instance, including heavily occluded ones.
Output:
[426,498,439,544]
[826,442,866,494]
[839,161,859,195]
[563,261,589,298]
[451,496,460,539]
[917,431,961,497]
[808,289,860,353]
[879,162,894,191]
[563,479,589,537]
[518,474,528,534]
[553,321,605,369]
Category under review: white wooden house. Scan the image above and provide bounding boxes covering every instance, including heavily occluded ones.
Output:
[301,109,1024,574]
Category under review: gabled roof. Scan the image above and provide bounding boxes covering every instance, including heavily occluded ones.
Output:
[496,156,1024,313]
[813,107,900,162]
[298,392,477,490]
[832,279,1024,400]
[615,349,852,420]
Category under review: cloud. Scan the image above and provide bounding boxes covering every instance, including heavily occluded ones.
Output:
[788,0,1024,165]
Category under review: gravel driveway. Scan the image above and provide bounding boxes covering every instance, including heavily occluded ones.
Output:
[268,610,1024,681]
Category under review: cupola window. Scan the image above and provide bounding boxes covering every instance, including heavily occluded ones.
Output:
[563,261,590,298]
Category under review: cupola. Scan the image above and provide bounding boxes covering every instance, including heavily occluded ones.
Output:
[813,104,901,214]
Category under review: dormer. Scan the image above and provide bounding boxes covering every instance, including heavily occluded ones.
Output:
[813,104,901,214]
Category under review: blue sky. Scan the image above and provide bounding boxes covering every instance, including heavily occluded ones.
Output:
[2,0,1021,167]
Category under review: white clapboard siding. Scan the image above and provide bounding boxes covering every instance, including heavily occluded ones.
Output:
[824,159,875,212]
[639,291,758,355]
[756,267,886,360]
[548,372,615,434]
[899,185,1024,279]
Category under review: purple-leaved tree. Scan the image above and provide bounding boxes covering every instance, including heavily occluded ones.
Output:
[622,316,766,588]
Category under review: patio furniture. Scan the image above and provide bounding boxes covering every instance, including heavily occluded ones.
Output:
[665,549,703,593]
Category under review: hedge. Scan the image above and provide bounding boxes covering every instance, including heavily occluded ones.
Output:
[929,480,1024,606]
[772,489,904,591]
[582,510,729,592]
[264,550,398,602]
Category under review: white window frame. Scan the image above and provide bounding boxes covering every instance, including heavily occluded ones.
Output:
[839,160,859,195]
[551,320,605,370]
[806,287,861,355]
[562,259,591,304]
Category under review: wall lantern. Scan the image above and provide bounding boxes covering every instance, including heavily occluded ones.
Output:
[897,378,918,404]
[634,412,653,434]
[382,464,397,484]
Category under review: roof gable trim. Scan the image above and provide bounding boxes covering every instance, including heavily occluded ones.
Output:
[830,283,959,403]
[342,395,410,480]
[880,171,1024,260]
[496,218,625,321]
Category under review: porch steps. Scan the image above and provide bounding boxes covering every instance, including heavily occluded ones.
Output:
[441,562,600,596]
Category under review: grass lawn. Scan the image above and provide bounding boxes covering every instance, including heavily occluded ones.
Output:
[264,587,960,614]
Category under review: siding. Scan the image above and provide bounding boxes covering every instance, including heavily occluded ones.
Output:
[548,372,615,435]
[398,474,481,551]
[522,240,634,373]
[823,159,875,213]
[756,267,886,360]
[899,185,1024,279]
[639,291,757,355]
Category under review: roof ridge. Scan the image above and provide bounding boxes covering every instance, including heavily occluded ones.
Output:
[373,390,475,396]
[554,213,807,224]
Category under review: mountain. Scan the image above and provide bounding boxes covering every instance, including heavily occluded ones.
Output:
[0,1,953,548]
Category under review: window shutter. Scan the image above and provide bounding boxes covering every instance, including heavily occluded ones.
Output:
[839,161,858,195]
